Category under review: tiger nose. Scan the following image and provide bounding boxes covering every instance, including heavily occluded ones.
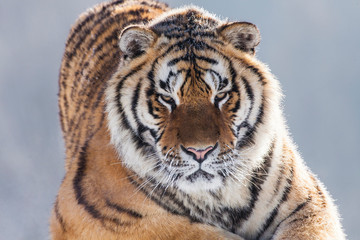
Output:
[181,144,217,163]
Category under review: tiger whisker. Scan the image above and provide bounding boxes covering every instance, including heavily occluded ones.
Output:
[146,172,167,201]
[130,163,165,197]
[164,147,175,159]
[227,170,248,188]
[160,168,177,198]
[230,166,268,190]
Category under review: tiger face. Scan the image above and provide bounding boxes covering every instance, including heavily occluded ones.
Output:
[106,8,276,194]
[146,49,239,192]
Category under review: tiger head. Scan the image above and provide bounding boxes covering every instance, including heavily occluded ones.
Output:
[106,7,281,194]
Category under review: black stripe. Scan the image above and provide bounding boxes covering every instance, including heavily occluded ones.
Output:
[167,56,189,66]
[242,76,254,104]
[73,141,132,228]
[245,142,274,216]
[65,2,161,73]
[115,63,146,130]
[92,84,107,110]
[196,55,218,64]
[159,80,168,91]
[155,128,166,143]
[157,28,217,39]
[219,142,274,232]
[131,80,147,135]
[152,39,235,101]
[206,69,229,91]
[167,42,218,66]
[159,69,183,93]
[229,82,241,113]
[115,63,156,152]
[58,111,66,133]
[273,162,285,196]
[151,10,218,39]
[158,26,185,36]
[54,198,66,232]
[270,196,311,239]
[232,62,267,149]
[73,15,150,98]
[311,175,327,207]
[256,97,265,125]
[146,86,161,119]
[105,199,143,219]
[149,129,158,140]
[66,0,125,45]
[127,174,200,222]
[165,71,176,89]
[230,98,241,113]
[65,56,116,148]
[69,112,86,161]
[67,62,106,142]
[183,194,209,219]
[67,0,142,52]
[255,165,294,239]
[151,18,179,28]
[147,37,225,81]
[62,25,120,149]
[65,10,111,63]
[73,142,103,221]
[66,10,96,46]
[236,96,265,149]
[89,15,151,57]
[246,65,267,86]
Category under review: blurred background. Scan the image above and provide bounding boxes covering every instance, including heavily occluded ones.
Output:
[0,0,359,239]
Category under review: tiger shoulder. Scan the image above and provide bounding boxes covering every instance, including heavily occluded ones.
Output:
[51,0,346,239]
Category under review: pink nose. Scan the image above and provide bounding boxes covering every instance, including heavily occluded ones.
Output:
[186,146,214,161]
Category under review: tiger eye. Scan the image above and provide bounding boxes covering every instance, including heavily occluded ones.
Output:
[160,95,173,102]
[216,92,227,99]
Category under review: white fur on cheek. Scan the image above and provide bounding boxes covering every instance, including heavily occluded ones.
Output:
[105,73,158,179]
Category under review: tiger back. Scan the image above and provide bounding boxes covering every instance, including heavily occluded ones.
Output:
[51,0,345,239]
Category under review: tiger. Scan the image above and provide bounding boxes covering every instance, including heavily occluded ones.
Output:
[50,0,346,239]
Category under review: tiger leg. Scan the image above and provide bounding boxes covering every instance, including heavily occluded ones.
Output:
[50,209,243,240]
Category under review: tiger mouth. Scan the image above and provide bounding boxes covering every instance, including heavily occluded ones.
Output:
[185,169,215,182]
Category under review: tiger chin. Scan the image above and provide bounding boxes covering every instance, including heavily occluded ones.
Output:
[51,0,346,239]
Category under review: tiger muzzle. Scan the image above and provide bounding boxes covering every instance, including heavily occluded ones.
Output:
[174,101,220,151]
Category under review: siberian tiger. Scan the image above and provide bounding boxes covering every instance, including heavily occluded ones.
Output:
[51,0,346,239]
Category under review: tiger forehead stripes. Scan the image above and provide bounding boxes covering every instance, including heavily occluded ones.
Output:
[51,0,345,239]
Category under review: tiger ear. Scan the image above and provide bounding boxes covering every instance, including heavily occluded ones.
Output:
[119,26,157,59]
[218,22,260,55]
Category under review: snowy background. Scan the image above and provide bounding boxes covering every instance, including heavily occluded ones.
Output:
[0,0,359,239]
